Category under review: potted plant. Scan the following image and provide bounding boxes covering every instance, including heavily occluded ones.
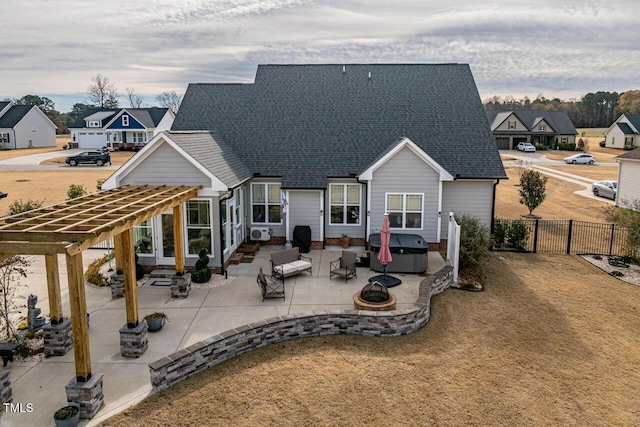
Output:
[53,404,80,427]
[341,234,350,249]
[144,312,169,332]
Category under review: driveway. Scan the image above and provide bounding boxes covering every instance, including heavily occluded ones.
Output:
[500,150,617,205]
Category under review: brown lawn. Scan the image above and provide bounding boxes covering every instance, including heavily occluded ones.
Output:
[99,253,640,426]
[495,167,611,222]
[0,170,114,216]
[545,165,618,181]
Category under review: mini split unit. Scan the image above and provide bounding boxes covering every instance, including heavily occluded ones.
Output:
[250,227,271,241]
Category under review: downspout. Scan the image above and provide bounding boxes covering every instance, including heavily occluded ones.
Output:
[218,191,233,278]
[356,177,368,247]
[322,188,327,249]
[491,180,499,235]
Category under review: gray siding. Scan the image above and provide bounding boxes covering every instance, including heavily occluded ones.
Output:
[325,180,366,239]
[120,142,210,186]
[288,190,322,241]
[370,147,440,242]
[441,181,495,231]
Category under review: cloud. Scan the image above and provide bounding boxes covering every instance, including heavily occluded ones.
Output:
[2,0,639,111]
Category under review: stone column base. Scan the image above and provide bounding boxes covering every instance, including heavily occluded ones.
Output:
[110,272,124,298]
[65,373,104,419]
[0,370,11,406]
[171,272,191,298]
[43,319,73,357]
[119,322,148,358]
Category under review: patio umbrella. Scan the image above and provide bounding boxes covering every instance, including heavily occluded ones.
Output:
[369,213,402,287]
[377,213,393,276]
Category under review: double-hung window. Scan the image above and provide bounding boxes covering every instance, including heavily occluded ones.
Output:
[386,193,423,229]
[330,184,360,225]
[122,115,129,126]
[251,183,281,224]
[186,200,212,255]
[132,132,144,143]
[0,133,9,145]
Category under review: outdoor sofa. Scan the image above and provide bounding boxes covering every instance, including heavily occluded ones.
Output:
[270,247,312,280]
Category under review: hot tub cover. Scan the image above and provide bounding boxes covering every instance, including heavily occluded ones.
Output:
[369,233,428,254]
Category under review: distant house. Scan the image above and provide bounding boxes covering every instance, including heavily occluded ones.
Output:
[103,64,507,271]
[604,114,640,149]
[68,108,174,150]
[486,109,577,150]
[0,101,57,149]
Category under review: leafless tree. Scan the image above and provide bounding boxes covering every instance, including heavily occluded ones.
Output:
[0,256,30,341]
[156,91,183,114]
[88,74,119,108]
[126,88,145,108]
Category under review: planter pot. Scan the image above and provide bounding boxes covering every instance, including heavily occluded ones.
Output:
[145,317,164,332]
[341,238,350,249]
[54,405,80,427]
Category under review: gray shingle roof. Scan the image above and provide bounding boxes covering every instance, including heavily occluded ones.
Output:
[164,131,252,188]
[486,109,578,135]
[615,148,640,161]
[617,122,636,135]
[68,108,169,129]
[173,64,506,188]
[0,101,10,112]
[624,114,640,132]
[0,105,33,128]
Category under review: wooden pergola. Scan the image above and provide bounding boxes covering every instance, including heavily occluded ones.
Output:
[0,184,201,383]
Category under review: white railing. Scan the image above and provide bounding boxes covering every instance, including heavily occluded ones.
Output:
[447,212,460,282]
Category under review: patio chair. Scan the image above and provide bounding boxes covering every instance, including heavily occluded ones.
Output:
[257,267,285,301]
[329,251,358,283]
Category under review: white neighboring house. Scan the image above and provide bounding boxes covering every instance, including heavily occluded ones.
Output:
[604,114,640,148]
[68,107,174,150]
[0,101,57,149]
[615,148,640,209]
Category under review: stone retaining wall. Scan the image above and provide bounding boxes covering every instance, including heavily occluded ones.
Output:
[150,265,453,391]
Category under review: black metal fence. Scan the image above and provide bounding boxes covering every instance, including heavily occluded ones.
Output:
[492,218,629,255]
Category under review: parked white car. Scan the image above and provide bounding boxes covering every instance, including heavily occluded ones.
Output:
[517,142,536,152]
[564,153,595,164]
[592,181,617,200]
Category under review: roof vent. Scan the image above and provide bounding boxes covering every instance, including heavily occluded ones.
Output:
[342,65,346,73]
[368,72,371,79]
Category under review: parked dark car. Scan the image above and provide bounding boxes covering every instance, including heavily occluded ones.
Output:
[65,151,111,167]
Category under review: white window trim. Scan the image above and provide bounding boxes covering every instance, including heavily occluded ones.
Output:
[132,132,144,143]
[250,183,282,225]
[329,183,361,226]
[133,219,154,257]
[122,115,129,126]
[385,192,424,230]
[185,199,214,257]
[0,133,9,144]
[88,121,100,128]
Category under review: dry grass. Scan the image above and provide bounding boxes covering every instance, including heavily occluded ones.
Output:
[99,253,640,426]
[544,165,618,181]
[495,167,611,222]
[0,170,114,216]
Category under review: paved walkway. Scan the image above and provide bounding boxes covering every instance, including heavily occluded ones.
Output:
[1,247,446,426]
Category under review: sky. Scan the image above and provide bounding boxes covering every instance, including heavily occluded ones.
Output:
[2,0,638,112]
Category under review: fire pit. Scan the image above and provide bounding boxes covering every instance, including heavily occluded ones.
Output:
[353,281,397,311]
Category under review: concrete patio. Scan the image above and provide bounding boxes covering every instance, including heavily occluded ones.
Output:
[1,246,446,426]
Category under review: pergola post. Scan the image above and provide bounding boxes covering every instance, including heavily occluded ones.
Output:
[173,204,185,274]
[171,204,191,298]
[44,254,63,323]
[42,253,74,357]
[118,228,148,357]
[64,253,105,420]
[109,233,126,298]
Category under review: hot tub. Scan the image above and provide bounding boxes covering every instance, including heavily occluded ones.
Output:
[369,233,428,273]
